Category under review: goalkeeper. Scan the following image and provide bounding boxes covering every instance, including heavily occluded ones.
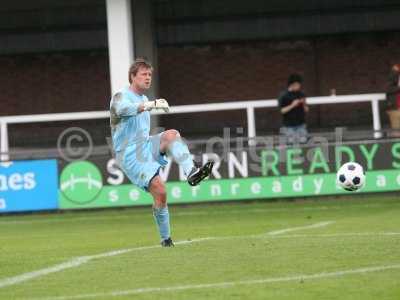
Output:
[109,58,213,247]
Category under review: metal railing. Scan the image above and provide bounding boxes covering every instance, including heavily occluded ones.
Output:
[0,93,386,161]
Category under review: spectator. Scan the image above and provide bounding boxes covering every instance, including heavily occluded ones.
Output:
[279,74,309,144]
[386,64,400,137]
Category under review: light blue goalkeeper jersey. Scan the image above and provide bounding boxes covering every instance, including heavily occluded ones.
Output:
[109,87,150,152]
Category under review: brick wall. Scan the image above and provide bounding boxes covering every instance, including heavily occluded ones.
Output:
[0,51,110,116]
[1,32,400,146]
[158,32,400,135]
[0,51,111,147]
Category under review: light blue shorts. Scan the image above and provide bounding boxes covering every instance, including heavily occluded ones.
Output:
[116,133,168,191]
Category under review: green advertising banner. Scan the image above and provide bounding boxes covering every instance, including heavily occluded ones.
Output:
[59,159,400,209]
[58,141,400,209]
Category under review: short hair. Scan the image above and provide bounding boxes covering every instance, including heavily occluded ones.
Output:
[128,58,153,83]
[287,73,303,86]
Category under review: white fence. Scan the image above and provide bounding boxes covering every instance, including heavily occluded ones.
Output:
[0,93,386,161]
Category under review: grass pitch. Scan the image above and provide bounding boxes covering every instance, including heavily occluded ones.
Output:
[0,195,399,300]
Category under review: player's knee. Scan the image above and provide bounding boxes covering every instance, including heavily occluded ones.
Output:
[165,129,180,142]
[155,182,166,196]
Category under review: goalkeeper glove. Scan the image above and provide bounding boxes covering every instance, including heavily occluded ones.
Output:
[143,99,170,112]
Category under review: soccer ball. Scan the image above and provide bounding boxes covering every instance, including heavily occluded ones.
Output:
[336,162,365,191]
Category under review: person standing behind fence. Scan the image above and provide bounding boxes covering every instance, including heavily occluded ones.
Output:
[386,64,400,137]
[279,74,309,144]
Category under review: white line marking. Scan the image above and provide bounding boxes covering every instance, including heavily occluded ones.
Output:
[211,231,400,241]
[0,238,212,289]
[30,264,400,300]
[0,222,396,291]
[1,230,398,249]
[270,232,400,238]
[267,221,335,235]
[0,221,331,289]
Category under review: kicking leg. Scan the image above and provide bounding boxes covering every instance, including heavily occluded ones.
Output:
[148,175,173,247]
[160,129,194,176]
[159,129,214,186]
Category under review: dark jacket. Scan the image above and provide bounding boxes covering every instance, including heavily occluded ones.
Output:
[386,70,400,110]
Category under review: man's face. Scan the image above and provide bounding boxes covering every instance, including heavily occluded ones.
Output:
[289,82,301,92]
[132,67,152,91]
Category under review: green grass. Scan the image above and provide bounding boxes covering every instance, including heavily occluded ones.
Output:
[0,195,399,300]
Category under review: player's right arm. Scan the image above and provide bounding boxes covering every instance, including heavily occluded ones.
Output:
[111,92,170,117]
[111,92,141,116]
